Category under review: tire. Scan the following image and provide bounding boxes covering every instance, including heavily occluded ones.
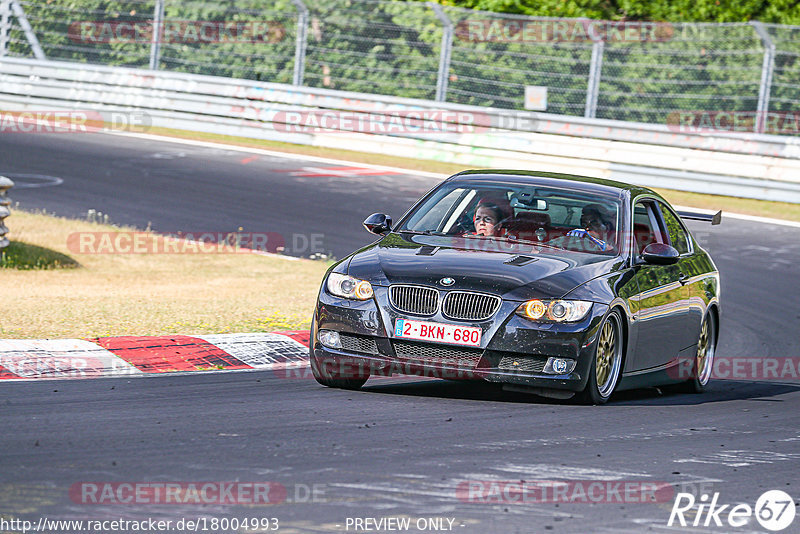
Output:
[578,310,624,405]
[309,319,369,390]
[686,312,717,393]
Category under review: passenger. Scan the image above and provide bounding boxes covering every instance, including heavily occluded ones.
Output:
[566,204,614,251]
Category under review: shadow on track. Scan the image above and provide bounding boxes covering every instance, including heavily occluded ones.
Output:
[359,377,800,406]
[362,378,563,404]
[612,380,800,406]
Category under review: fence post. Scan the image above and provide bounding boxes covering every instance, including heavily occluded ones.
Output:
[149,0,164,70]
[429,2,453,102]
[0,176,13,251]
[750,21,775,134]
[0,0,10,57]
[584,38,604,118]
[292,0,308,86]
[10,0,44,59]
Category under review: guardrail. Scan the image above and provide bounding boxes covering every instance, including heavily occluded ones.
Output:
[1,56,799,203]
[0,175,12,250]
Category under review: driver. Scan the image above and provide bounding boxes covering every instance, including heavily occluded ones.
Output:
[567,204,613,251]
[470,197,511,237]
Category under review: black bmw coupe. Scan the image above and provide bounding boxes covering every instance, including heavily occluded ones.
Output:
[310,171,721,404]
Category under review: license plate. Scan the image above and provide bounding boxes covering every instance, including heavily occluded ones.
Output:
[394,319,482,347]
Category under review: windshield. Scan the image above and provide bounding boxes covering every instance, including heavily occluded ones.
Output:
[397,182,622,255]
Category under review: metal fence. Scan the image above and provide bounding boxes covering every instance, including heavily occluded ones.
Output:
[1,0,798,134]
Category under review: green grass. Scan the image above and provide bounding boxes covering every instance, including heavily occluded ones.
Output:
[1,210,328,339]
[0,241,80,270]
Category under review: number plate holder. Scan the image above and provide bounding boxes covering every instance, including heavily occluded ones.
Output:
[394,319,482,347]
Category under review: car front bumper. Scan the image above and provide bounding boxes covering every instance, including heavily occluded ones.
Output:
[313,286,610,393]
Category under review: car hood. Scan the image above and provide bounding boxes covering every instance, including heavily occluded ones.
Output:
[347,233,620,301]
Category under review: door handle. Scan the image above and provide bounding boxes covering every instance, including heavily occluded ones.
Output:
[678,272,689,285]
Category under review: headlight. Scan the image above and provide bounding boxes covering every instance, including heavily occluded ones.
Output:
[326,273,374,300]
[516,299,592,322]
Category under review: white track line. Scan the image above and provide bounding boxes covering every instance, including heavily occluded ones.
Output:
[108,130,447,179]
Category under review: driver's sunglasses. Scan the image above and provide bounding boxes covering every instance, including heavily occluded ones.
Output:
[474,215,497,224]
[581,216,600,228]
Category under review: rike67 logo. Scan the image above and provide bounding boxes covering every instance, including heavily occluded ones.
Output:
[669,489,796,531]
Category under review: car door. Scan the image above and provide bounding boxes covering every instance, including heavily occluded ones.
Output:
[630,200,689,371]
[657,202,704,351]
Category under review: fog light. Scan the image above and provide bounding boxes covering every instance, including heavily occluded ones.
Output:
[544,357,575,375]
[318,329,342,349]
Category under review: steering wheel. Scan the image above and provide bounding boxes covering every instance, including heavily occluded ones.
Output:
[451,213,475,235]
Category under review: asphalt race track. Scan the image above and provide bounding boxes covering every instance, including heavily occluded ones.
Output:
[2,132,800,533]
[1,133,435,259]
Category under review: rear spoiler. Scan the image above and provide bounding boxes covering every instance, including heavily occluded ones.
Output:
[677,210,722,225]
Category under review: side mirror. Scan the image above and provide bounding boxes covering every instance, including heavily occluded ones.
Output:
[363,213,392,235]
[641,243,679,265]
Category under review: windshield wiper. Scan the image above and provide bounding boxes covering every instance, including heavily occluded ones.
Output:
[398,229,447,236]
[501,236,565,251]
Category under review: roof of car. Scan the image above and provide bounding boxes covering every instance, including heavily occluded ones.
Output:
[447,170,655,200]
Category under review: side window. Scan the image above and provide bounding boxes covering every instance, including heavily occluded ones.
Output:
[632,201,664,255]
[659,204,691,255]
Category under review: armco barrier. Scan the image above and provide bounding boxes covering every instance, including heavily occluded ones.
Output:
[1,57,799,202]
[0,175,12,250]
